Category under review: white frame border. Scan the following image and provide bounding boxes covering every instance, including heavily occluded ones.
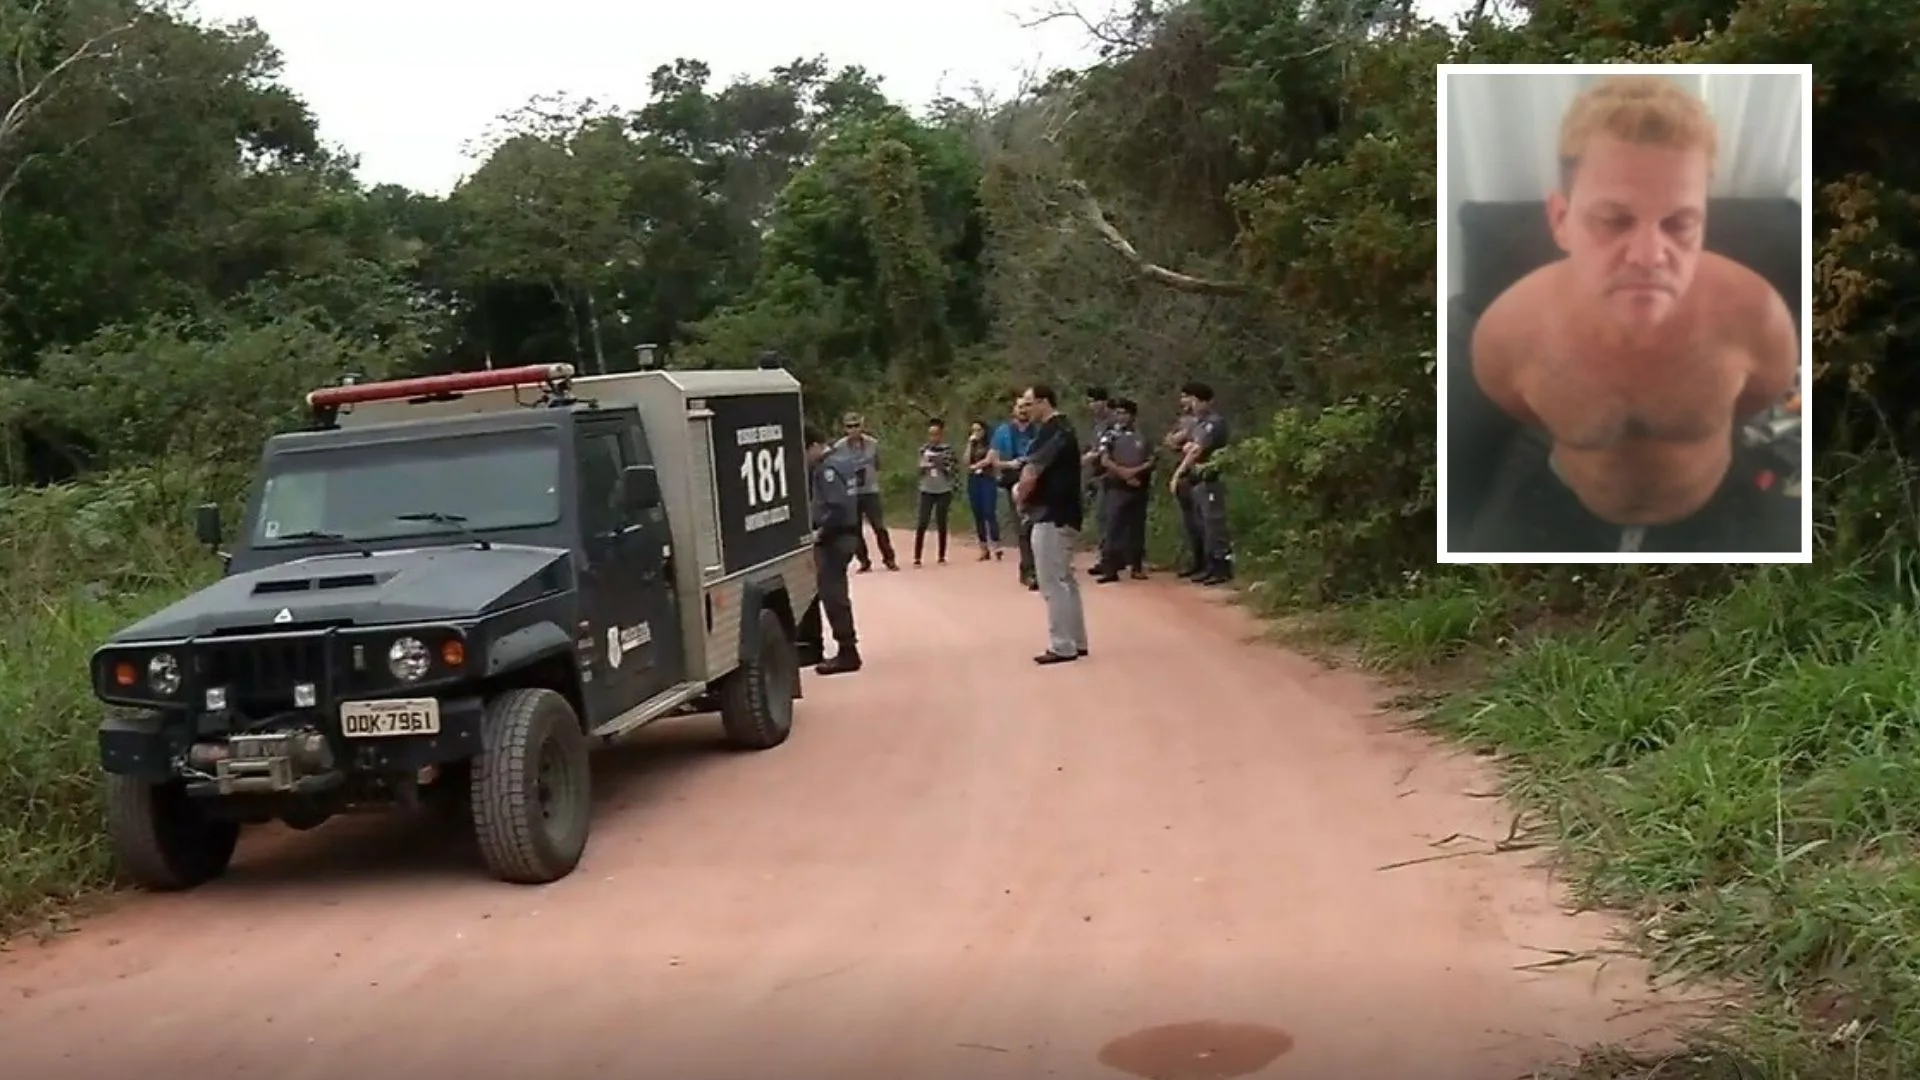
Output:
[1433,62,1815,565]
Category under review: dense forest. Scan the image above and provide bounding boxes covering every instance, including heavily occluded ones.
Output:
[4,0,1920,1074]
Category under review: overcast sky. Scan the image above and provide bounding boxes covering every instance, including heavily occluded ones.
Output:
[184,0,1471,195]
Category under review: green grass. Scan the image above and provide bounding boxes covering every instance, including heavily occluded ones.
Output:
[1311,559,1920,1078]
[0,463,225,933]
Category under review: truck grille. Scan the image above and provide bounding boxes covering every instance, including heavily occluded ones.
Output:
[196,634,330,713]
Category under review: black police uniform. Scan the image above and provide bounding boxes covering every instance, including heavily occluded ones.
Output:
[795,446,863,674]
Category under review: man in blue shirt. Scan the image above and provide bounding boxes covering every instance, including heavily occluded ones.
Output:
[986,397,1037,589]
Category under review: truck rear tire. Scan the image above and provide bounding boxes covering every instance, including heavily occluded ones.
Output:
[469,687,592,884]
[717,607,797,751]
[105,775,241,891]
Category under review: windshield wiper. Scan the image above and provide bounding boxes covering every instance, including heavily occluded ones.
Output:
[392,512,492,550]
[271,529,372,555]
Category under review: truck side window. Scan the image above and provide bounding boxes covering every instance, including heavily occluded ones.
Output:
[620,416,652,467]
[576,431,625,538]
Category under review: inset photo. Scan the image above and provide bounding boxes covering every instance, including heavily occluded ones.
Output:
[1435,64,1812,563]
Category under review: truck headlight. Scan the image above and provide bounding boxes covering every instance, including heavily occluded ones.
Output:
[147,653,181,696]
[388,637,430,682]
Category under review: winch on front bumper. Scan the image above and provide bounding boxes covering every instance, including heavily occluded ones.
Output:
[185,730,340,796]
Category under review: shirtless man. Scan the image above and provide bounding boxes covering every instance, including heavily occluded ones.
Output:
[1469,74,1801,553]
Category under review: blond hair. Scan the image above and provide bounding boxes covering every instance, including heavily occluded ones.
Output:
[1557,75,1717,189]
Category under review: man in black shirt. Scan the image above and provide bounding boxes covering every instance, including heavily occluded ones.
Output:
[1013,384,1089,665]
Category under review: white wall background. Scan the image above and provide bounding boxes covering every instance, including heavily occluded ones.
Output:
[1443,69,1807,298]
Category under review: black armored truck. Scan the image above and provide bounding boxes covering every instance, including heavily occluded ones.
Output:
[90,362,818,888]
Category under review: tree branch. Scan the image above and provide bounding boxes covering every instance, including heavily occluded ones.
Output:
[0,16,136,150]
[0,112,133,208]
[1059,179,1248,296]
[1016,4,1140,52]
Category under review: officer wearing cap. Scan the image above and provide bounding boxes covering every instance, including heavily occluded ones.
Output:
[1169,381,1234,585]
[834,412,898,573]
[1093,397,1152,582]
[795,427,863,674]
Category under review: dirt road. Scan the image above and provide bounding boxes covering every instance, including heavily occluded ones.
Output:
[0,534,1700,1079]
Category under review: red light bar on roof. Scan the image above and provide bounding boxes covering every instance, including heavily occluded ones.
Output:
[306,363,575,410]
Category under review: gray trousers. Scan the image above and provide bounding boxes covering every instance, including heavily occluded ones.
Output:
[1030,522,1088,657]
[1175,476,1204,570]
[1194,477,1232,565]
[1099,483,1149,570]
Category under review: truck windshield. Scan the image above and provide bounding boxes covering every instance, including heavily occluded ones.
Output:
[251,432,562,546]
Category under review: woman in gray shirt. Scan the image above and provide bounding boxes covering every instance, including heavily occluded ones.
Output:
[913,418,959,565]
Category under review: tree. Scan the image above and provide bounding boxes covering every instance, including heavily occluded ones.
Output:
[449,97,633,372]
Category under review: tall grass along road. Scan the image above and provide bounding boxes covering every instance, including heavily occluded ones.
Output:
[0,529,1700,1079]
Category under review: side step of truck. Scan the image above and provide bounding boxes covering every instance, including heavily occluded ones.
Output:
[590,681,708,742]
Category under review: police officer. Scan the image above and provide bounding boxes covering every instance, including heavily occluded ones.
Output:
[1164,404,1205,577]
[1080,386,1115,570]
[835,412,898,573]
[795,427,863,674]
[1169,381,1233,585]
[1093,398,1152,583]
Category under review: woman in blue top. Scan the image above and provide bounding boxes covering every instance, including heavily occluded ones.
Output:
[963,419,1003,561]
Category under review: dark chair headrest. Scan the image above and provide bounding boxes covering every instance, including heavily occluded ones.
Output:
[1454,197,1803,325]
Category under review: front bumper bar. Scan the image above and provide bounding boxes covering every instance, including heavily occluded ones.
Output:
[99,695,487,794]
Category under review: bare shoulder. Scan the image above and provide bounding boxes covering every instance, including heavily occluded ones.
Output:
[1701,251,1792,330]
[1702,253,1799,403]
[1470,263,1558,375]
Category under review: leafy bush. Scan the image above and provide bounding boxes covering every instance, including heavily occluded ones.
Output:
[15,313,400,475]
[0,463,220,930]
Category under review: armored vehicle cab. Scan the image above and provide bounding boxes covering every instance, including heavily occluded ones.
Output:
[92,363,817,888]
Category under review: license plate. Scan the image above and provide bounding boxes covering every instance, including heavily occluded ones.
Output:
[340,698,441,738]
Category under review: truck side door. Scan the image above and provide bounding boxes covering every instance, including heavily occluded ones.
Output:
[574,415,679,722]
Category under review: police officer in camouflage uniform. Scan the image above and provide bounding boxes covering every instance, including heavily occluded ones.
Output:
[1169,381,1233,585]
[795,427,863,675]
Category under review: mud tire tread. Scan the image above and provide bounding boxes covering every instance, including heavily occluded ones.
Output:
[469,688,591,884]
[105,775,240,891]
[717,607,796,751]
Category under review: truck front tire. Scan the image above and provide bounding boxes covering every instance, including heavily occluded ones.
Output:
[717,607,797,751]
[105,775,241,891]
[469,687,592,884]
